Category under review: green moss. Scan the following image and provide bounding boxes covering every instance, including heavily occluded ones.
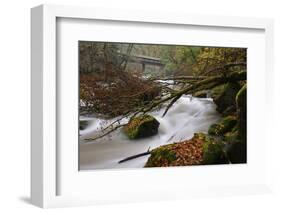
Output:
[224,129,239,143]
[227,142,247,164]
[208,116,237,136]
[193,90,208,98]
[221,116,237,129]
[236,84,247,143]
[236,84,247,106]
[207,84,247,164]
[211,82,241,113]
[211,84,226,98]
[208,124,221,135]
[145,133,229,167]
[194,132,207,140]
[123,115,160,139]
[145,147,177,167]
[193,133,228,165]
[202,134,228,165]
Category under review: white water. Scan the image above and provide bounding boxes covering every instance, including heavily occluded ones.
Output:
[79,95,221,170]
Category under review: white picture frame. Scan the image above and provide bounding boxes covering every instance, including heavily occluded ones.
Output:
[31,4,274,208]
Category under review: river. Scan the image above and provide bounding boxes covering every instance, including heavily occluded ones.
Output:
[79,94,221,170]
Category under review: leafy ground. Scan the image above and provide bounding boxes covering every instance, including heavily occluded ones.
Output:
[145,136,204,167]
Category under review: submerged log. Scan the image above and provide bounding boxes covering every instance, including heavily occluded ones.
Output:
[118,150,151,163]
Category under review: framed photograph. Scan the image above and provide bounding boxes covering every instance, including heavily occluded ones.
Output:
[31,4,274,208]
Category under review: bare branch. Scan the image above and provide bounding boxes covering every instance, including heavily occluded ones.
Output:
[84,71,246,142]
[150,76,207,81]
[162,95,182,117]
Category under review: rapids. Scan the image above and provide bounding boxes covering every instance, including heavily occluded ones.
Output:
[79,95,220,170]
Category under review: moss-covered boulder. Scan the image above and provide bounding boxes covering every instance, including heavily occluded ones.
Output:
[223,84,247,164]
[208,116,237,136]
[224,129,239,143]
[79,120,89,130]
[145,146,177,167]
[236,84,247,143]
[123,115,160,139]
[145,134,204,167]
[211,84,225,98]
[144,133,229,167]
[221,106,236,117]
[211,83,241,114]
[199,133,229,165]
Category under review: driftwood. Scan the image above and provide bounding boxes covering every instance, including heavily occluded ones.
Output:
[118,148,151,163]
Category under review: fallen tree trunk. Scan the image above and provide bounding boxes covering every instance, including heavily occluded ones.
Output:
[151,76,207,81]
[144,70,247,117]
[85,71,246,142]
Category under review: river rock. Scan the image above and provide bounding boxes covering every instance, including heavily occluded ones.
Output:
[193,90,208,98]
[208,115,237,136]
[144,133,229,167]
[236,84,247,142]
[226,141,246,164]
[79,120,89,130]
[199,133,229,165]
[211,82,241,114]
[145,146,177,167]
[225,84,247,164]
[123,115,160,139]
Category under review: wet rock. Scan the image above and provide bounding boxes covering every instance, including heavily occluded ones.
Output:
[236,84,247,143]
[193,90,208,98]
[79,120,89,130]
[224,129,239,143]
[226,142,246,164]
[144,133,229,167]
[123,115,160,139]
[224,84,247,164]
[222,105,236,116]
[208,116,237,136]
[211,83,241,113]
[145,146,177,167]
[199,133,229,165]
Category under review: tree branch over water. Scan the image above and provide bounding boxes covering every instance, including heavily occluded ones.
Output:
[84,70,246,142]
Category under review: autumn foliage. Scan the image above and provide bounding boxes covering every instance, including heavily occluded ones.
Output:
[80,71,161,117]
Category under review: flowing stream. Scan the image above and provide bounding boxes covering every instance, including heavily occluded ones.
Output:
[79,95,221,170]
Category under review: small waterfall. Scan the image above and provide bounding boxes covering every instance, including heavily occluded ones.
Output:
[79,95,220,170]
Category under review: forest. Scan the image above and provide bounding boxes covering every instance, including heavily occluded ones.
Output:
[79,41,247,170]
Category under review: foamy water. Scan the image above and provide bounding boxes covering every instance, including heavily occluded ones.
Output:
[79,95,220,170]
